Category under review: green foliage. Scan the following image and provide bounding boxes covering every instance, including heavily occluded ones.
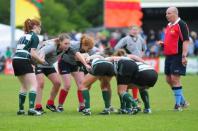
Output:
[0,0,103,35]
[40,0,73,35]
[0,75,198,130]
[0,0,10,24]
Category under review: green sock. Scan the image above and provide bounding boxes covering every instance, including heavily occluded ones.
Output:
[140,89,150,109]
[119,95,126,109]
[19,92,27,110]
[29,91,36,109]
[126,100,131,109]
[82,90,90,109]
[102,91,110,108]
[122,92,137,107]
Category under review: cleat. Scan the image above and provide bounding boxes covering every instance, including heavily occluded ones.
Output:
[118,109,128,114]
[77,105,85,112]
[109,106,118,113]
[17,110,25,115]
[28,109,42,116]
[137,106,142,112]
[46,104,57,112]
[82,109,91,116]
[174,104,183,111]
[35,107,46,114]
[143,108,152,114]
[100,108,110,115]
[131,107,140,115]
[57,105,64,112]
[181,101,189,109]
[126,108,133,114]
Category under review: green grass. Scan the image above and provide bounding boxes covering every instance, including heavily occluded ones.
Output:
[0,74,198,131]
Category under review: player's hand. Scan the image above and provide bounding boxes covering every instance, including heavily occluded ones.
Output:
[182,56,187,66]
[85,64,92,71]
[157,40,164,45]
[42,61,50,66]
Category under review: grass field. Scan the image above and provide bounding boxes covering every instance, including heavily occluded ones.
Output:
[0,74,198,131]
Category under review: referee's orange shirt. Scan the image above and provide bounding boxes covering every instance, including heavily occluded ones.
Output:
[164,18,189,56]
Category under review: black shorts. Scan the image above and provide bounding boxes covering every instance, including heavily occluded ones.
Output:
[132,70,158,87]
[91,62,115,76]
[165,55,186,76]
[12,59,34,76]
[35,66,57,76]
[116,60,138,85]
[58,60,81,74]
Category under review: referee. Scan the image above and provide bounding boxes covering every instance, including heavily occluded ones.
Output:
[163,7,190,111]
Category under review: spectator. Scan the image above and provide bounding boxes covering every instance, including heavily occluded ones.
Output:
[5,47,12,59]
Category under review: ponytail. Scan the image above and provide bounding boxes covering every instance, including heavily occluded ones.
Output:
[24,18,40,33]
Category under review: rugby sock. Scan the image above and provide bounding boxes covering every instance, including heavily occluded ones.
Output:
[77,90,84,104]
[119,95,126,109]
[126,101,132,109]
[35,103,42,109]
[19,92,27,110]
[139,89,150,109]
[47,99,54,106]
[172,87,182,106]
[58,89,68,105]
[82,90,90,109]
[121,92,137,107]
[180,86,186,104]
[132,87,139,100]
[29,91,36,109]
[102,91,110,108]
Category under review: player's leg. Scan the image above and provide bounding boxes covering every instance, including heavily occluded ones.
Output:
[72,71,85,112]
[99,77,112,115]
[81,74,97,115]
[35,73,45,113]
[17,75,28,115]
[118,84,138,115]
[57,74,71,112]
[46,72,61,112]
[18,73,41,115]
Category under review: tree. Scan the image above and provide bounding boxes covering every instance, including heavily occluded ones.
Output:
[0,0,10,25]
[40,0,76,35]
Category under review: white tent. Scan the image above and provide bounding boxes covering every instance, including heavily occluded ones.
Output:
[0,24,43,53]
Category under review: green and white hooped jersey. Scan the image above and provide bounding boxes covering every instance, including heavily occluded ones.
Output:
[91,58,113,68]
[135,62,154,72]
[13,32,39,60]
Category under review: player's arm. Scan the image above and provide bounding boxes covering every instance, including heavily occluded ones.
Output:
[30,48,45,64]
[75,52,91,70]
[30,35,45,64]
[114,38,126,50]
[127,54,145,63]
[180,21,190,66]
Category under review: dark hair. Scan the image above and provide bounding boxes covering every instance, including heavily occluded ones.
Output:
[114,49,126,56]
[24,18,41,33]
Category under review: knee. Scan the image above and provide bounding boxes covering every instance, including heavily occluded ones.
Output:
[37,81,44,89]
[63,83,71,91]
[53,80,61,88]
[171,78,180,86]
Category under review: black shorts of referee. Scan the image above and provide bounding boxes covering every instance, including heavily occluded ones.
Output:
[90,62,115,77]
[132,69,158,88]
[116,59,138,85]
[12,59,34,76]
